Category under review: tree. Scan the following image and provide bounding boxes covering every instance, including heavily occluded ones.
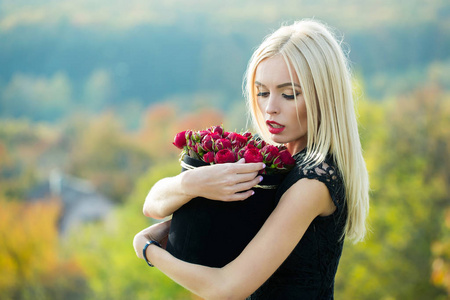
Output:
[0,199,87,299]
[335,85,449,299]
[65,160,194,299]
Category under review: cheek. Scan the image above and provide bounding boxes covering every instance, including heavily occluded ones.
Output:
[257,98,264,114]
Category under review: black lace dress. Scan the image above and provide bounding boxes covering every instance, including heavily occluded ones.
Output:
[247,150,347,300]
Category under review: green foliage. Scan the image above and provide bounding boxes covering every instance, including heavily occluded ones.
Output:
[335,85,450,299]
[64,113,152,203]
[63,160,193,299]
[0,2,449,296]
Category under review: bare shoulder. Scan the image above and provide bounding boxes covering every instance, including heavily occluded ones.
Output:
[280,177,336,217]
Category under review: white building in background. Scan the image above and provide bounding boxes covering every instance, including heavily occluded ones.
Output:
[28,169,113,236]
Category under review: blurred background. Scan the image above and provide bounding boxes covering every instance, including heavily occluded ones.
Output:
[0,0,449,299]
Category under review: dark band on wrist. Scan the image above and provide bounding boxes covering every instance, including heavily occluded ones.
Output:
[143,240,161,267]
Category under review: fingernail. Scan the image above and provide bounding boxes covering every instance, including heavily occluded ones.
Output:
[262,164,266,168]
[251,191,255,196]
[259,176,263,182]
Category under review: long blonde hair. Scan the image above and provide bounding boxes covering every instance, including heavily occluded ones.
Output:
[244,19,369,243]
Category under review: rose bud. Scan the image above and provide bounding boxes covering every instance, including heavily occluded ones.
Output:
[192,144,200,154]
[215,149,236,164]
[246,142,256,149]
[195,143,206,156]
[222,131,230,139]
[237,148,246,160]
[203,151,215,163]
[185,130,193,140]
[261,145,279,163]
[187,138,195,149]
[201,134,214,152]
[199,130,209,139]
[209,125,224,136]
[279,150,296,166]
[272,156,284,169]
[173,130,187,149]
[243,132,253,140]
[192,131,202,142]
[209,133,222,141]
[243,148,263,163]
[254,139,266,149]
[215,138,232,151]
[228,132,248,148]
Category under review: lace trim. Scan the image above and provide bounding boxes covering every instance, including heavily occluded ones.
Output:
[300,160,342,208]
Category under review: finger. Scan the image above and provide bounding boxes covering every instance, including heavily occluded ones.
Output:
[228,190,255,201]
[236,158,246,164]
[231,162,266,174]
[235,172,261,183]
[232,176,263,193]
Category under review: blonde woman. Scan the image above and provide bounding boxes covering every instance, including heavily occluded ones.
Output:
[134,19,369,299]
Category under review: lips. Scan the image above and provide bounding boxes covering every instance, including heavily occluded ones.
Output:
[266,120,285,134]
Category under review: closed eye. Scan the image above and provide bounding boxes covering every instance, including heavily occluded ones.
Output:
[282,92,300,100]
[257,92,269,97]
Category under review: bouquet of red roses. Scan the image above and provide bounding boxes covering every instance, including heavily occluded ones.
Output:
[167,125,296,268]
[173,125,295,174]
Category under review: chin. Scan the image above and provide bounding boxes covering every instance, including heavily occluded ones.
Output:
[269,135,287,145]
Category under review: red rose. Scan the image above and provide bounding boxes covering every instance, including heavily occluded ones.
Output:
[199,130,210,139]
[279,150,295,166]
[237,148,246,160]
[246,142,256,150]
[243,148,263,163]
[243,132,253,140]
[173,131,187,149]
[192,131,203,142]
[261,145,279,163]
[273,156,283,168]
[247,139,265,149]
[201,134,214,152]
[255,139,266,149]
[187,138,195,148]
[209,125,224,136]
[209,133,222,141]
[203,151,215,163]
[215,149,236,164]
[228,132,248,148]
[185,130,194,147]
[215,138,232,151]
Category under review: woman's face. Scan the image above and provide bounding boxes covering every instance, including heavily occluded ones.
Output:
[255,55,308,155]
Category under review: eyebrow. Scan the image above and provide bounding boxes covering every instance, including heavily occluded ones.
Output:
[254,81,302,89]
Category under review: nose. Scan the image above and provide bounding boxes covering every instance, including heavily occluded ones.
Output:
[265,94,279,115]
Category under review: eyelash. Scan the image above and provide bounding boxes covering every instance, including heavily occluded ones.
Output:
[257,92,269,97]
[283,93,300,100]
[256,92,301,100]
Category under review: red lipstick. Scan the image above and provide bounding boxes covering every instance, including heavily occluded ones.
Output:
[266,120,285,134]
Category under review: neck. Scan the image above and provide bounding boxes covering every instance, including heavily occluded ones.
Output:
[286,142,306,156]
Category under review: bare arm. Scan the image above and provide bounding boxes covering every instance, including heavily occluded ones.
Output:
[143,159,266,219]
[135,178,336,299]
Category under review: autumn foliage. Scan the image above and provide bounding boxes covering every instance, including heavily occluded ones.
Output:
[0,85,449,299]
[0,199,86,299]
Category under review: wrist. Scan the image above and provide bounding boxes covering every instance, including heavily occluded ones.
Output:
[143,240,161,267]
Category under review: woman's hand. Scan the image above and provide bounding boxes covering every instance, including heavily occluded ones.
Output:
[181,158,265,202]
[133,219,171,259]
[144,159,265,219]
